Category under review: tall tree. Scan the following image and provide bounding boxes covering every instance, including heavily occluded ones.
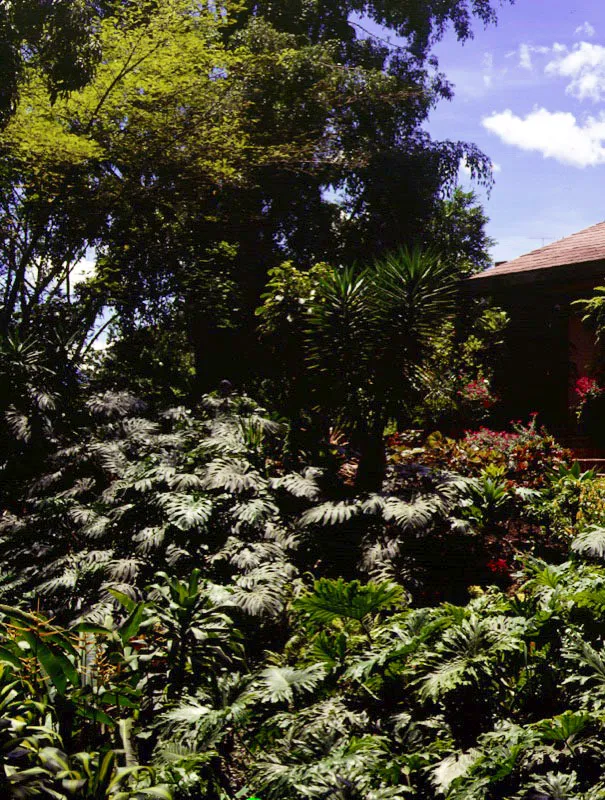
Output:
[0,0,509,390]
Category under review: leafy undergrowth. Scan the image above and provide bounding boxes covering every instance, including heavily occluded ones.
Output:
[0,390,526,614]
[4,394,605,797]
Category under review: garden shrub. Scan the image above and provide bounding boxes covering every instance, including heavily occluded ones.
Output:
[7,535,605,798]
[5,391,605,797]
[577,476,605,528]
[394,414,572,487]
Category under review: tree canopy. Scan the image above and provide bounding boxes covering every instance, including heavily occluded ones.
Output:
[0,0,506,389]
[0,0,101,127]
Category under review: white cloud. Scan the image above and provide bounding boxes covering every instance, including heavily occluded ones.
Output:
[575,21,596,38]
[446,67,493,99]
[546,42,605,101]
[516,43,551,71]
[491,162,502,173]
[519,43,533,70]
[482,107,605,168]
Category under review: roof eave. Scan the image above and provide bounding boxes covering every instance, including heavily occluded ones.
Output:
[465,259,605,295]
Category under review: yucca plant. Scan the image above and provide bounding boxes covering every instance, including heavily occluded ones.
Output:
[306,248,459,491]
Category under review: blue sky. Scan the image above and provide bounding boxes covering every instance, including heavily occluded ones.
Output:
[372,2,605,262]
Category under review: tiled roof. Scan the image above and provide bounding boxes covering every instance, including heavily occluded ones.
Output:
[470,220,605,281]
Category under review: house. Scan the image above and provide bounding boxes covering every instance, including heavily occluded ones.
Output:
[467,221,605,439]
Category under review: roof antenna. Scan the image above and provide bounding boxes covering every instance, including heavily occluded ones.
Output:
[529,236,555,247]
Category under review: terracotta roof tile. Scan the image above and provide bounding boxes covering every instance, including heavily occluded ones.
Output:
[470,219,605,281]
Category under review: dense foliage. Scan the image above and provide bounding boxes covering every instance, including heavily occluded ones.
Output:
[4,395,605,798]
[0,0,505,391]
[12,0,605,797]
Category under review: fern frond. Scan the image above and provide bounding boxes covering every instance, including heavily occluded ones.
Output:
[295,578,405,626]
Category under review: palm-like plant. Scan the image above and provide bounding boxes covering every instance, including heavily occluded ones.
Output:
[148,570,244,700]
[307,248,459,491]
[294,578,405,643]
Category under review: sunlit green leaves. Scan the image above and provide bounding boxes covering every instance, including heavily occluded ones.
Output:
[294,578,405,627]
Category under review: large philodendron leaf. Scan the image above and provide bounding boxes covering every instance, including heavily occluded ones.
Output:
[300,500,362,526]
[572,525,605,559]
[157,493,213,531]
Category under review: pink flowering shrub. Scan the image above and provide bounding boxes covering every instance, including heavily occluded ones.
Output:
[462,427,517,452]
[458,377,498,408]
[574,375,604,423]
[396,414,571,487]
[575,376,602,402]
[453,376,498,427]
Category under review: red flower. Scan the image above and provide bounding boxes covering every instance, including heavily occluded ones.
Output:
[486,558,509,576]
[459,378,496,405]
[575,376,602,401]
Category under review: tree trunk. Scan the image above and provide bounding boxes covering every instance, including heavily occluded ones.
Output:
[354,422,386,493]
